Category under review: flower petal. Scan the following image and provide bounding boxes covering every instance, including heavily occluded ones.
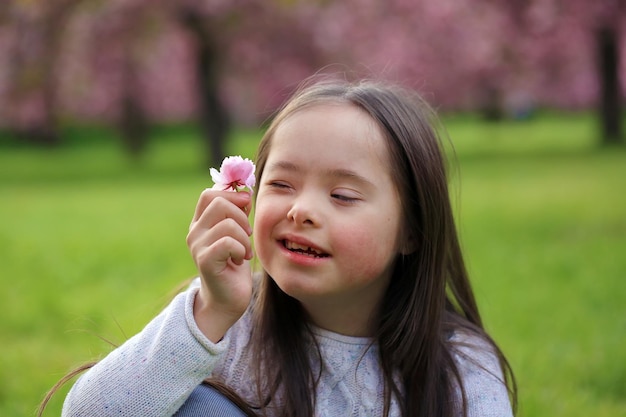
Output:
[210,156,256,192]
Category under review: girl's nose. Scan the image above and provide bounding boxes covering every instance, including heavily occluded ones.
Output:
[287,197,318,226]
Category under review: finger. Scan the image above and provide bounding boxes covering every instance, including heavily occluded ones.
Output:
[195,236,248,275]
[188,217,253,262]
[195,196,252,236]
[242,196,253,219]
[191,189,252,224]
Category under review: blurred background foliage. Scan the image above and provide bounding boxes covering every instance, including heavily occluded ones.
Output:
[0,0,625,416]
[0,0,625,164]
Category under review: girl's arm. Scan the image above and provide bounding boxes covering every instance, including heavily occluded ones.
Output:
[62,282,228,417]
[63,189,254,417]
[186,189,254,343]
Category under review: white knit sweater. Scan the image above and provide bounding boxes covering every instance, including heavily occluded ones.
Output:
[62,280,513,417]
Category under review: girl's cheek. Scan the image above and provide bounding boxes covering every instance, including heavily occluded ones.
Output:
[332,223,397,280]
[252,208,268,242]
[252,202,276,255]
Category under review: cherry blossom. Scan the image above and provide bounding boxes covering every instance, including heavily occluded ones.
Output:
[210,155,256,192]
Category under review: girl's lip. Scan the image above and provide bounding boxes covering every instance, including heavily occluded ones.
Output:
[278,234,328,255]
[277,242,331,266]
[276,234,331,264]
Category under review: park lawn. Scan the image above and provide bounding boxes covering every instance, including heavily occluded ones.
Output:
[1,113,625,416]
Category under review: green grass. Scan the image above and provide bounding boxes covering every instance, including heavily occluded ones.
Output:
[1,113,625,416]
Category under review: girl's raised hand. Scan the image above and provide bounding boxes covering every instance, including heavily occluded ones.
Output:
[186,188,253,342]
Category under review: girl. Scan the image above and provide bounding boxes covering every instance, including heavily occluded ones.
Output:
[60,79,516,417]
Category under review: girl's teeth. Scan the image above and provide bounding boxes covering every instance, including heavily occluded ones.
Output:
[284,240,324,256]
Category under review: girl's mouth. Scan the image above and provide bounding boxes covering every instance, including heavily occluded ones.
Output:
[282,240,329,258]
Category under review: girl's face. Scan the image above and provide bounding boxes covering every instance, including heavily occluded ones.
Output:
[254,103,404,332]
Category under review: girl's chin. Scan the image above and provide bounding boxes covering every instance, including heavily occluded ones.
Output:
[268,275,320,300]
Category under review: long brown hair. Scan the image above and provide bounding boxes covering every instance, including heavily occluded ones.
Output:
[248,78,517,417]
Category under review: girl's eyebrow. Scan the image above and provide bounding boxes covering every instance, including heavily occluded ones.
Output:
[269,161,299,172]
[325,168,374,188]
[268,161,374,187]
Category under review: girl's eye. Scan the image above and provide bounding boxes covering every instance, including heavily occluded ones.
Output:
[268,181,290,189]
[331,193,359,203]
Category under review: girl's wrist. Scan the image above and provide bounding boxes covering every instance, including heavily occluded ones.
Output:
[192,289,241,343]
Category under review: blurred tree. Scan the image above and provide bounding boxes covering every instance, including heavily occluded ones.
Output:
[597,26,621,144]
[119,41,149,159]
[176,7,230,168]
[77,0,327,166]
[482,0,624,143]
[172,0,328,167]
[554,0,624,144]
[1,0,624,153]
[592,3,623,145]
[3,0,82,146]
[117,2,153,159]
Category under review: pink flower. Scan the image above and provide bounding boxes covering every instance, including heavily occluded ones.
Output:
[210,155,256,192]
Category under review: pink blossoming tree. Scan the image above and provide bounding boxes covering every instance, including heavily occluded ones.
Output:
[0,0,623,153]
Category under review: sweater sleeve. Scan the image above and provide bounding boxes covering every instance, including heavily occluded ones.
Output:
[62,282,229,417]
[453,334,514,417]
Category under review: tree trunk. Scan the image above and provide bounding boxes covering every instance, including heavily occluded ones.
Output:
[179,10,230,168]
[597,26,622,145]
[118,38,148,159]
[10,0,80,147]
